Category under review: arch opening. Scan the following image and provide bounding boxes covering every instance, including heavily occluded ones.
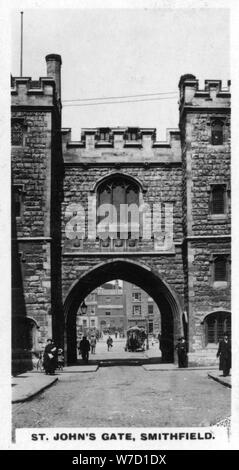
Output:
[63,259,184,364]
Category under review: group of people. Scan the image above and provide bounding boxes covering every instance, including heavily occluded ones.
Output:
[78,334,114,362]
[43,339,64,375]
[162,332,231,376]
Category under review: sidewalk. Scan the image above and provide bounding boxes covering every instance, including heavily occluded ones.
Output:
[12,365,99,403]
[208,370,231,388]
[12,371,58,404]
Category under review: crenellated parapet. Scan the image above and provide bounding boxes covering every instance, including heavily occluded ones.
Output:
[11,76,58,108]
[178,74,231,118]
[61,126,181,153]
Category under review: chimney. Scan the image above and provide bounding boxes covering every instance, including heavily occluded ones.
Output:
[45,53,62,102]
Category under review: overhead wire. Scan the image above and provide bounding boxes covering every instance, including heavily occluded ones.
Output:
[63,95,178,107]
[62,90,178,103]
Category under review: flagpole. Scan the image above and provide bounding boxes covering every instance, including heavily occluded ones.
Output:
[20,11,23,76]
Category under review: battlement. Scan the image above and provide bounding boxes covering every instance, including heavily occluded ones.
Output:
[61,126,180,151]
[11,53,62,110]
[179,74,231,115]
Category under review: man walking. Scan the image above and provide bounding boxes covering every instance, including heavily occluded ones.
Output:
[79,335,91,363]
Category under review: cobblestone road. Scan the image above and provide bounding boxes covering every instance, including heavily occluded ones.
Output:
[13,365,230,432]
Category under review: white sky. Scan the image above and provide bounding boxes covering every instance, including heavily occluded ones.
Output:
[11,8,230,140]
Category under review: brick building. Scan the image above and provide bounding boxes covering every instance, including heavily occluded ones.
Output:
[11,55,231,372]
[77,282,127,336]
[123,281,161,334]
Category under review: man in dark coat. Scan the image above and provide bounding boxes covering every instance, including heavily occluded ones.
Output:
[175,337,188,368]
[79,336,91,363]
[43,339,57,375]
[217,333,231,377]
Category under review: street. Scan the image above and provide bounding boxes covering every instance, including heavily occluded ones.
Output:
[12,339,230,432]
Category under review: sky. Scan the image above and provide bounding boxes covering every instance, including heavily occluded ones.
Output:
[10,7,230,140]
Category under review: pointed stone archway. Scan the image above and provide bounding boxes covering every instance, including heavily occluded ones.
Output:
[63,258,184,364]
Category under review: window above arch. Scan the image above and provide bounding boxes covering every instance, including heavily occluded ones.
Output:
[96,174,141,240]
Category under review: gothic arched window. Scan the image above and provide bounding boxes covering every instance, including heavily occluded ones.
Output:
[97,175,140,239]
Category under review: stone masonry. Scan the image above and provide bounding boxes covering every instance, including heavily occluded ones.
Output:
[11,57,231,370]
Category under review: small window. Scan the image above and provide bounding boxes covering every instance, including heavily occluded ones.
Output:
[105,311,111,316]
[125,128,140,141]
[132,292,141,302]
[210,185,226,214]
[91,319,95,327]
[12,185,24,218]
[148,305,154,314]
[11,121,25,146]
[132,305,141,315]
[211,119,224,145]
[214,256,227,282]
[98,128,111,142]
[82,319,87,326]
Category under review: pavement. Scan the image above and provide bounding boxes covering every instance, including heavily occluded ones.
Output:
[12,338,231,403]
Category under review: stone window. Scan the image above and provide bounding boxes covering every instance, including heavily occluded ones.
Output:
[210,185,226,215]
[97,175,140,239]
[204,311,231,345]
[11,120,25,146]
[211,254,230,286]
[211,119,224,145]
[12,185,24,218]
[132,305,141,315]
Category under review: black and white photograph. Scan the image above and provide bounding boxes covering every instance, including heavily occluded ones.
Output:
[1,0,239,456]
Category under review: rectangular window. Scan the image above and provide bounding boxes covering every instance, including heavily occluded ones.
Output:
[211,186,225,214]
[132,292,141,302]
[214,256,227,282]
[13,185,24,218]
[148,305,154,314]
[211,119,224,145]
[105,311,111,316]
[132,305,141,315]
[91,319,95,327]
[82,319,87,327]
[11,121,24,146]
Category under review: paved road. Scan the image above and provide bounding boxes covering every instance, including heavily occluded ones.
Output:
[12,365,230,432]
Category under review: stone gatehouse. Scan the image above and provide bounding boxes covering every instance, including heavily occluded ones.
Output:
[11,54,231,372]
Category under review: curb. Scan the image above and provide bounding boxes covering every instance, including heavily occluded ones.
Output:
[208,373,231,388]
[12,377,58,403]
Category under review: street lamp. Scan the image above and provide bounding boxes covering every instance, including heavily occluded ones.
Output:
[80,300,87,316]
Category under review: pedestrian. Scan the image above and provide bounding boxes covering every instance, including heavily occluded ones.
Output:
[216,332,231,377]
[79,335,91,363]
[57,348,64,370]
[90,336,96,354]
[175,337,188,368]
[107,335,113,351]
[43,339,57,375]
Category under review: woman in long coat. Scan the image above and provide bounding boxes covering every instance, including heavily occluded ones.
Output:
[43,339,58,375]
[217,333,231,377]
